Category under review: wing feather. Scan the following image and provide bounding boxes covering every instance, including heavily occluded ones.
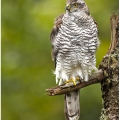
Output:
[50,14,64,66]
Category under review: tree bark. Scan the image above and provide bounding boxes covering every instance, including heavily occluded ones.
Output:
[99,13,119,120]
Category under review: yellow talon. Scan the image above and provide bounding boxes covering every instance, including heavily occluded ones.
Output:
[65,79,71,83]
[71,78,76,85]
[65,77,80,86]
[65,78,76,86]
[76,77,80,81]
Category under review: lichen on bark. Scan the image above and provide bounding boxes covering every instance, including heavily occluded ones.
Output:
[99,14,119,120]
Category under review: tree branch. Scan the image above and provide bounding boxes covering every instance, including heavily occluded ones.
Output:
[46,69,104,96]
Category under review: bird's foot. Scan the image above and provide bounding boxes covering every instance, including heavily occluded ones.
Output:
[76,76,80,81]
[65,77,80,86]
[65,78,76,85]
[60,77,81,88]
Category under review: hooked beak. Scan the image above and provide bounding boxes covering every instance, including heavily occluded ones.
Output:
[65,5,71,11]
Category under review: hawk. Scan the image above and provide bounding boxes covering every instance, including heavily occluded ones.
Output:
[50,0,99,120]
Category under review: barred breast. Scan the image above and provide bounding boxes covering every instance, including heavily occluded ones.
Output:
[54,12,99,85]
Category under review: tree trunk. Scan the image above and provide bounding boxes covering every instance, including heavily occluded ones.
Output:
[99,14,119,120]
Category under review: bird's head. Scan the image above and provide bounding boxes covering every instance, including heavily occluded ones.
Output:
[65,0,89,15]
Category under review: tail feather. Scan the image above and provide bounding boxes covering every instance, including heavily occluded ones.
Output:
[64,90,80,120]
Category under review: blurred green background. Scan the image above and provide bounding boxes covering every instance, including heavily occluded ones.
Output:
[2,0,118,120]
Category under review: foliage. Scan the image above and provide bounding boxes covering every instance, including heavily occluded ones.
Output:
[2,0,118,120]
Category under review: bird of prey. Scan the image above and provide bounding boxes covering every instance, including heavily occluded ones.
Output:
[50,0,99,120]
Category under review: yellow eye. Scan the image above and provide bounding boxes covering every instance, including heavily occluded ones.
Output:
[74,3,78,7]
